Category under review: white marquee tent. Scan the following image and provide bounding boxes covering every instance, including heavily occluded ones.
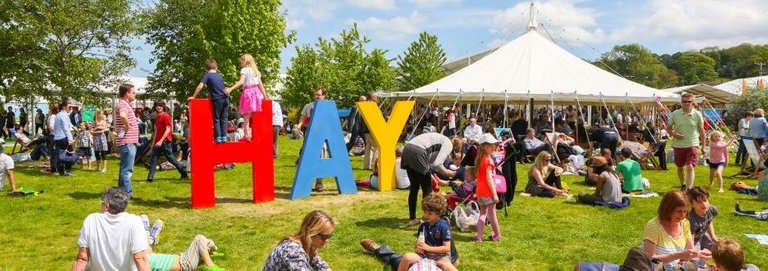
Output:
[383,6,679,105]
[714,75,768,95]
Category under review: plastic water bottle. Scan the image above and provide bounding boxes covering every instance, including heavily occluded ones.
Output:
[417,227,425,243]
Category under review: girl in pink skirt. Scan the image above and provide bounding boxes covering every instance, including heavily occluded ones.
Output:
[225,53,268,141]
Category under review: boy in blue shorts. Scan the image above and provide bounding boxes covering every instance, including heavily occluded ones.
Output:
[190,59,229,143]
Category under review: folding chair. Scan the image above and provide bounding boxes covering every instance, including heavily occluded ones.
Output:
[737,136,764,178]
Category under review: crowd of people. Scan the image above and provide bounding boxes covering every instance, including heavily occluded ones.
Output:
[1,53,756,270]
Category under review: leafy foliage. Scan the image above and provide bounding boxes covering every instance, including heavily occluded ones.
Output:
[728,87,768,120]
[595,44,678,88]
[0,0,138,103]
[396,32,447,91]
[144,0,293,104]
[281,25,397,109]
[660,52,718,85]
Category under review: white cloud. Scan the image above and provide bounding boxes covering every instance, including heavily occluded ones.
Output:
[492,0,608,45]
[408,0,461,8]
[283,0,338,21]
[347,0,396,10]
[610,0,768,49]
[286,18,305,31]
[350,11,427,41]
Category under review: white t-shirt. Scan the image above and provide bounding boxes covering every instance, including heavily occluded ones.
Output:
[395,158,410,189]
[240,68,261,87]
[0,153,14,191]
[77,212,149,271]
[47,114,56,131]
[272,101,283,127]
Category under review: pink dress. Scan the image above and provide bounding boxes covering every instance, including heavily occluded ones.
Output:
[238,68,263,114]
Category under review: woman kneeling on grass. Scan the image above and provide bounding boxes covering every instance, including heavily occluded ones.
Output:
[263,210,335,271]
[525,151,568,197]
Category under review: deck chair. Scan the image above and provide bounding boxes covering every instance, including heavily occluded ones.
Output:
[10,132,33,155]
[738,136,764,178]
[618,141,658,170]
[544,132,562,164]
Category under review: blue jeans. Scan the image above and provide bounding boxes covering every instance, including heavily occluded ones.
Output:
[118,144,137,196]
[212,98,229,138]
[147,142,187,180]
[736,138,747,164]
[54,138,71,175]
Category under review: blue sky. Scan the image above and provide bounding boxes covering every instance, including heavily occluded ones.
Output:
[128,0,768,77]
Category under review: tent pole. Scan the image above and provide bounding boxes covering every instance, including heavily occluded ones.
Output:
[527,98,533,129]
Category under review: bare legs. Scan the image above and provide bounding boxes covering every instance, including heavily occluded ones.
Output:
[243,113,252,140]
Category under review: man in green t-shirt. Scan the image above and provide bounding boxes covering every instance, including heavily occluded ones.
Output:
[667,92,705,191]
[615,148,644,192]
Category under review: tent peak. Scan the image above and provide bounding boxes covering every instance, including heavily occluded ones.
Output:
[527,2,538,31]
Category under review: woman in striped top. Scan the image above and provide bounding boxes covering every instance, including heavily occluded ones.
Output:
[643,191,711,269]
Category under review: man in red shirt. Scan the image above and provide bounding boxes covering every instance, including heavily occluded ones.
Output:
[146,100,188,183]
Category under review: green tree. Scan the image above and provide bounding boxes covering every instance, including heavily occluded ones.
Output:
[719,43,759,78]
[729,86,768,121]
[395,32,447,91]
[596,44,678,88]
[673,52,718,85]
[145,0,293,104]
[281,25,397,108]
[0,0,138,102]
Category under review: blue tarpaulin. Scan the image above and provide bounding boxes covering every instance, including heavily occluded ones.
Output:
[337,108,351,118]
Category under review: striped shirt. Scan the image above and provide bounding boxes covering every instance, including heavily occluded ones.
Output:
[115,100,138,145]
[643,217,692,270]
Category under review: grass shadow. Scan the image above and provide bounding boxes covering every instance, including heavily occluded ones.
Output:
[131,196,190,209]
[216,197,253,204]
[68,191,103,200]
[355,217,408,230]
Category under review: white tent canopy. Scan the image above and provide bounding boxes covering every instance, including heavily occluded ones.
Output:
[383,9,678,104]
[714,75,768,95]
[663,83,736,105]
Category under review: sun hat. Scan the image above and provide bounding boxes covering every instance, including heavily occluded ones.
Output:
[477,133,499,145]
[590,156,608,167]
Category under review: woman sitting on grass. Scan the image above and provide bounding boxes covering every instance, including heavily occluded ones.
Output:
[263,210,335,271]
[525,151,567,197]
[643,191,711,270]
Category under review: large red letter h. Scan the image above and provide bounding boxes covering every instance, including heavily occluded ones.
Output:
[188,99,274,209]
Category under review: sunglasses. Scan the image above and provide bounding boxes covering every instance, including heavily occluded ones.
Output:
[317,233,333,241]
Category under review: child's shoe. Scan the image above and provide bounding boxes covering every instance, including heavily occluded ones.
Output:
[489,234,500,242]
[473,236,483,242]
[150,219,164,246]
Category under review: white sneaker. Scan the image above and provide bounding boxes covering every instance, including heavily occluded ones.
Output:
[150,220,164,246]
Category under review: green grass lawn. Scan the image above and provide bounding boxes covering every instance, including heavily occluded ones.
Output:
[1,137,766,270]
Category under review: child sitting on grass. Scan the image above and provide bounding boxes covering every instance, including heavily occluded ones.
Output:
[711,239,759,271]
[397,193,457,271]
[686,186,719,251]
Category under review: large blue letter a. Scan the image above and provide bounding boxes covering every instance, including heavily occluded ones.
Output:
[290,100,357,200]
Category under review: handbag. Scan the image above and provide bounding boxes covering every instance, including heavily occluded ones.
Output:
[493,173,507,194]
